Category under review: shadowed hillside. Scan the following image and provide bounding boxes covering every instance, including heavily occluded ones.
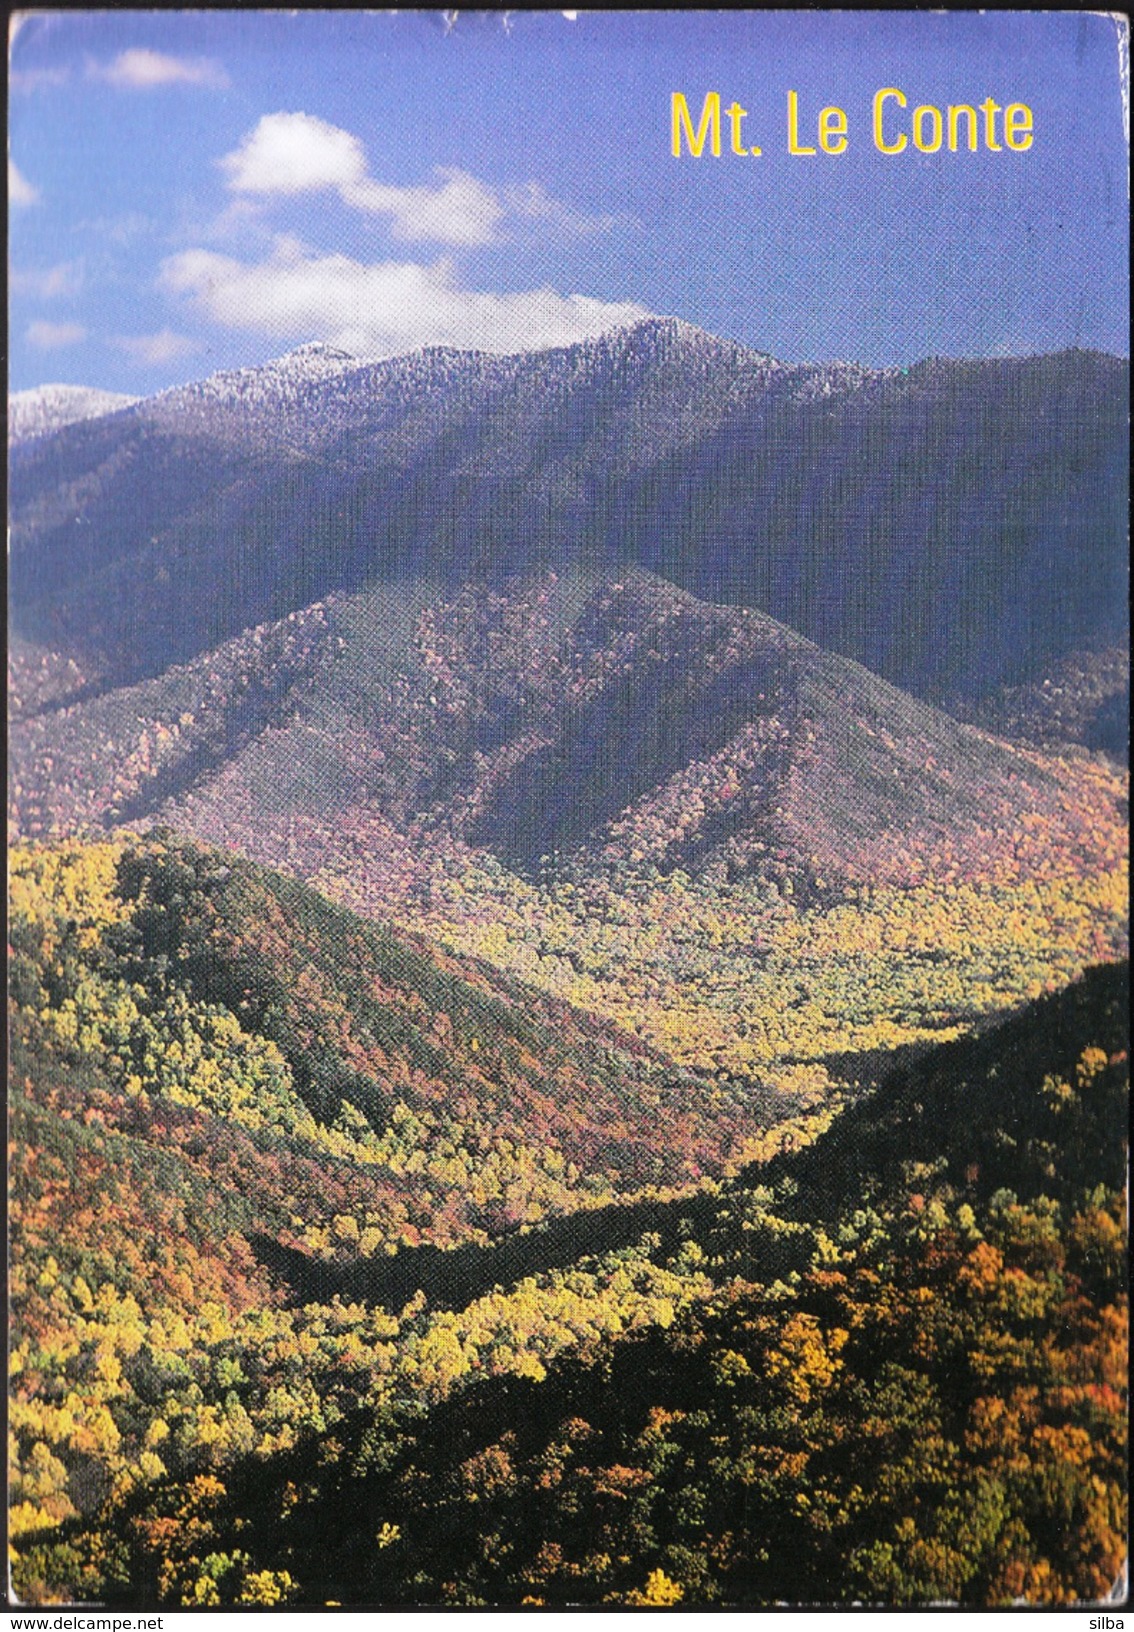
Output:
[10,324,1127,712]
[11,568,1125,894]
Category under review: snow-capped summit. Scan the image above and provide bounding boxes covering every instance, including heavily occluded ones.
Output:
[124,340,365,450]
[282,340,359,369]
[152,340,362,411]
[8,384,139,446]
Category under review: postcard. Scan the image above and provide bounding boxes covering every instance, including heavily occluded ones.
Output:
[8,9,1129,1610]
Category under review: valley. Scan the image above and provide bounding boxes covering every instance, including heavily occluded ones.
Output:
[10,564,1127,1086]
[7,321,1128,1607]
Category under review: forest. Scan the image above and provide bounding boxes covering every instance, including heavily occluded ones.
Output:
[7,324,1128,1608]
[8,834,1128,1606]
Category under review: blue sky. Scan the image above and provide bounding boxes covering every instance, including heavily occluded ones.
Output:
[9,10,1130,394]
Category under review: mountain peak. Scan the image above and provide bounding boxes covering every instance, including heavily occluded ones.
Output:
[277,340,359,367]
[9,332,1126,717]
[569,313,774,365]
[139,341,364,424]
[8,383,139,445]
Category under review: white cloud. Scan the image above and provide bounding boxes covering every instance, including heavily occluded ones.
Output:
[351,168,504,247]
[27,320,87,349]
[222,113,502,246]
[219,113,613,247]
[161,237,651,358]
[9,160,39,206]
[222,112,367,197]
[90,48,229,89]
[11,261,83,298]
[112,329,202,366]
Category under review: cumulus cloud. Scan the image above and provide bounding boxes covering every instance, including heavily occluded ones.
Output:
[28,320,87,349]
[9,160,39,206]
[222,112,368,197]
[219,112,614,246]
[351,169,504,247]
[161,236,650,358]
[90,48,229,89]
[112,329,202,366]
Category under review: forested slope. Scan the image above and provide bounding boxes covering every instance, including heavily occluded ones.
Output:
[10,325,1127,711]
[10,887,1126,1604]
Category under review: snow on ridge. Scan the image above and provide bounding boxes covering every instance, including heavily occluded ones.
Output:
[8,384,139,445]
[151,340,364,411]
[9,323,886,458]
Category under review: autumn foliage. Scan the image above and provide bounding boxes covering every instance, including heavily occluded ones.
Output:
[7,831,1127,1606]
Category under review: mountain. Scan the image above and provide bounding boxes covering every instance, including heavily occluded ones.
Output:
[9,322,1127,1084]
[10,321,1127,713]
[9,834,797,1235]
[11,911,1126,1604]
[8,314,1128,1612]
[287,965,1125,1611]
[10,567,1127,1092]
[224,962,1125,1610]
[10,565,1125,887]
[8,383,139,445]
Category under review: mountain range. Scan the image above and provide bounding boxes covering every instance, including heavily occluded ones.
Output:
[7,316,1129,1608]
[10,320,1128,721]
[10,834,1128,1603]
[9,321,1128,1084]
